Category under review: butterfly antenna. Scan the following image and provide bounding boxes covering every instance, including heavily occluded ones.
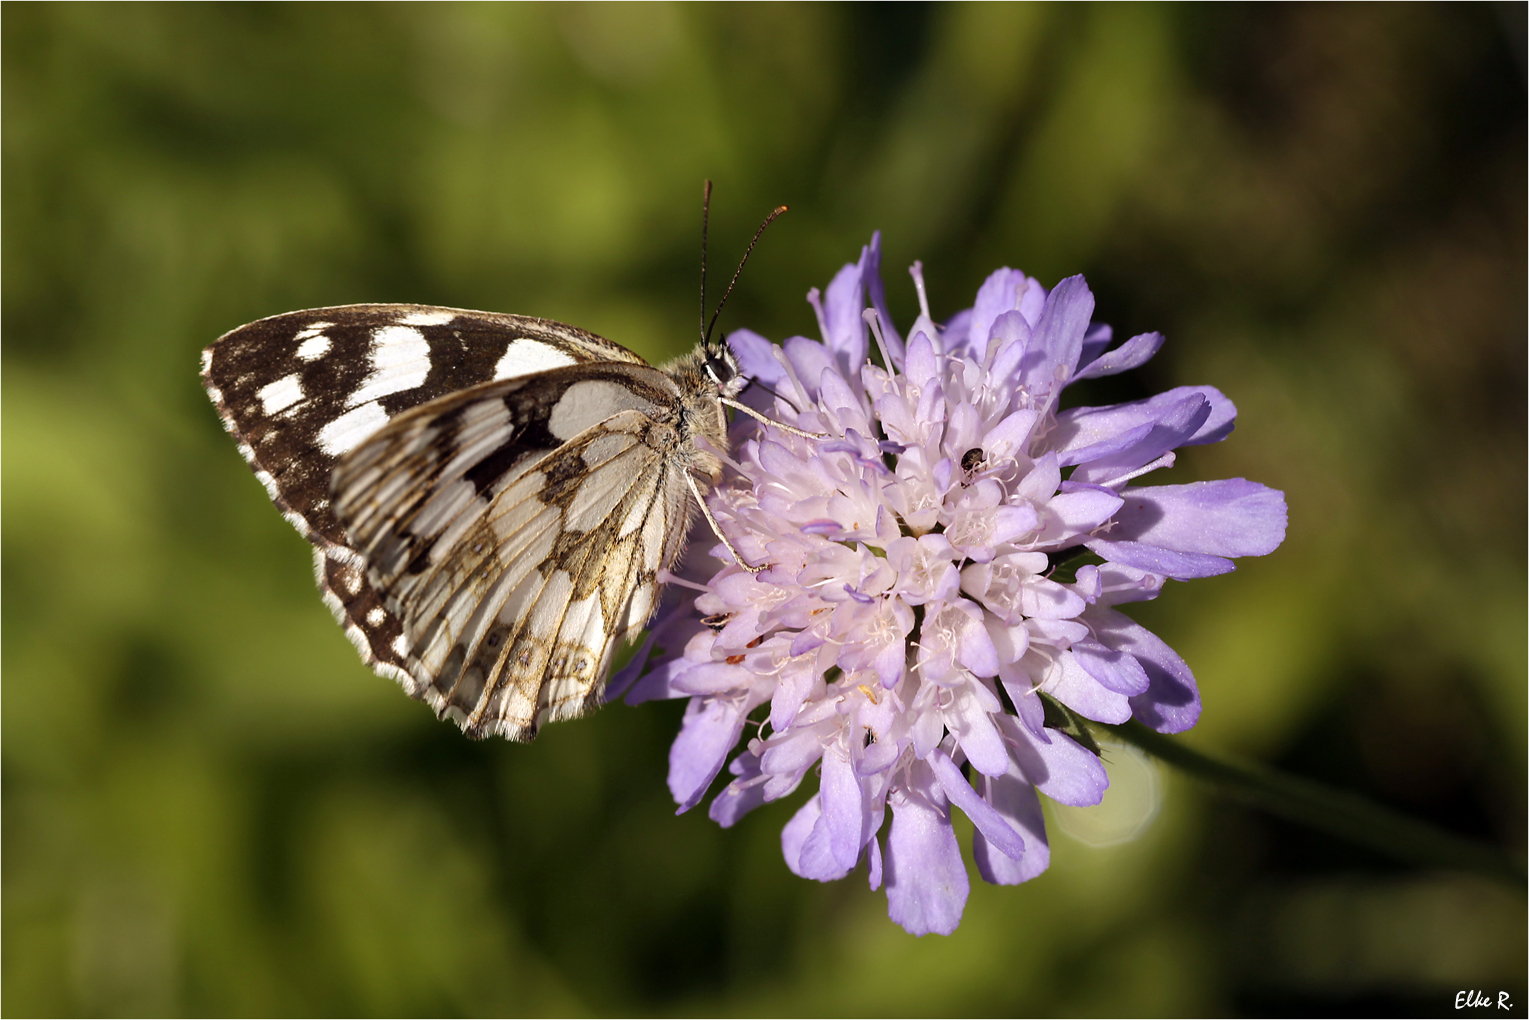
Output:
[700,180,713,347]
[703,202,789,350]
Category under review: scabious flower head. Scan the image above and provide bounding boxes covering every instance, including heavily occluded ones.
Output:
[612,235,1287,936]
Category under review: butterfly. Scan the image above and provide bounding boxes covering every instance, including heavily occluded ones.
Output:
[202,192,796,741]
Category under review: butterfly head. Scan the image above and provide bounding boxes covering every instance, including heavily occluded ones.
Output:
[702,340,747,399]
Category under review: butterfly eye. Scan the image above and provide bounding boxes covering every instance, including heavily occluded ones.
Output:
[705,350,737,387]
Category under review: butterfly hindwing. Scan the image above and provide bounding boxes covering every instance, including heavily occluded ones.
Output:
[331,364,694,739]
[201,303,651,688]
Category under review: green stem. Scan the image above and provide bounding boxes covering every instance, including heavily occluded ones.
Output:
[1099,718,1526,890]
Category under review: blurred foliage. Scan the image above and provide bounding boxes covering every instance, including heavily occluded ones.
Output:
[4,3,1524,1016]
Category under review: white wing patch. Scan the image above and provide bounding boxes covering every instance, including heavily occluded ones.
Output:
[348,326,432,407]
[494,338,579,379]
[257,374,305,416]
[548,378,667,441]
[317,400,392,457]
[295,333,332,361]
[399,309,457,326]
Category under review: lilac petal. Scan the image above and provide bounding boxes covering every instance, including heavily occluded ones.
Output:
[973,771,1050,885]
[1067,393,1211,487]
[1111,480,1288,557]
[823,257,869,370]
[1089,611,1201,733]
[905,330,939,390]
[1007,682,1047,737]
[1000,714,1108,806]
[1018,275,1094,396]
[783,795,854,881]
[1084,538,1235,579]
[1054,420,1156,469]
[990,504,1041,546]
[986,617,1031,664]
[1047,484,1124,532]
[789,629,826,657]
[986,309,1033,373]
[862,232,905,365]
[606,629,659,702]
[929,749,1026,860]
[669,696,749,811]
[1074,331,1165,380]
[867,833,884,891]
[948,689,1010,776]
[1045,651,1133,723]
[760,726,828,778]
[884,773,968,936]
[990,322,1030,390]
[709,753,767,827]
[818,365,865,423]
[821,740,870,871]
[954,602,1001,677]
[783,336,837,401]
[1016,577,1086,620]
[728,328,789,388]
[1054,385,1238,456]
[622,653,690,704]
[1071,639,1151,695]
[1076,322,1113,368]
[771,658,818,730]
[672,659,750,695]
[941,308,973,354]
[982,408,1039,462]
[969,268,1026,360]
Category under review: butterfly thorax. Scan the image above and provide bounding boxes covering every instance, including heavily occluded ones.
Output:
[662,344,747,486]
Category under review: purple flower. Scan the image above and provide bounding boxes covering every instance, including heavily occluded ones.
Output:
[613,235,1286,936]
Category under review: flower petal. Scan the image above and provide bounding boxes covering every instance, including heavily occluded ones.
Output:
[821,739,871,870]
[669,696,749,812]
[862,232,906,365]
[929,748,1026,860]
[1072,639,1151,695]
[884,764,968,936]
[728,328,789,388]
[1018,275,1094,399]
[1043,650,1133,723]
[1074,331,1165,380]
[969,268,1027,361]
[709,752,768,827]
[1110,480,1288,558]
[782,794,854,881]
[823,255,869,370]
[1053,385,1237,457]
[972,770,1050,885]
[999,713,1109,806]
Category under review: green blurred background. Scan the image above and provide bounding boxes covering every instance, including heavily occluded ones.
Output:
[5,3,1525,1016]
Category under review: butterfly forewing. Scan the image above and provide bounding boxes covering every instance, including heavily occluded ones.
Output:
[202,301,729,741]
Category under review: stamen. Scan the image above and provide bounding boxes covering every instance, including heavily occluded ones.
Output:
[864,308,896,371]
[910,260,932,321]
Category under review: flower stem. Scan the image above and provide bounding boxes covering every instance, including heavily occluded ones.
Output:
[1100,719,1527,889]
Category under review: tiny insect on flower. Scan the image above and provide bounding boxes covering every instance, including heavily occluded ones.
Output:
[611,234,1287,936]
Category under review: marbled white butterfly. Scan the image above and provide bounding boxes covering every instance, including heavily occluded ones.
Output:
[202,192,793,741]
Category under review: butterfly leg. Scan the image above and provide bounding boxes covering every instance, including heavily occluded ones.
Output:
[682,469,765,574]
